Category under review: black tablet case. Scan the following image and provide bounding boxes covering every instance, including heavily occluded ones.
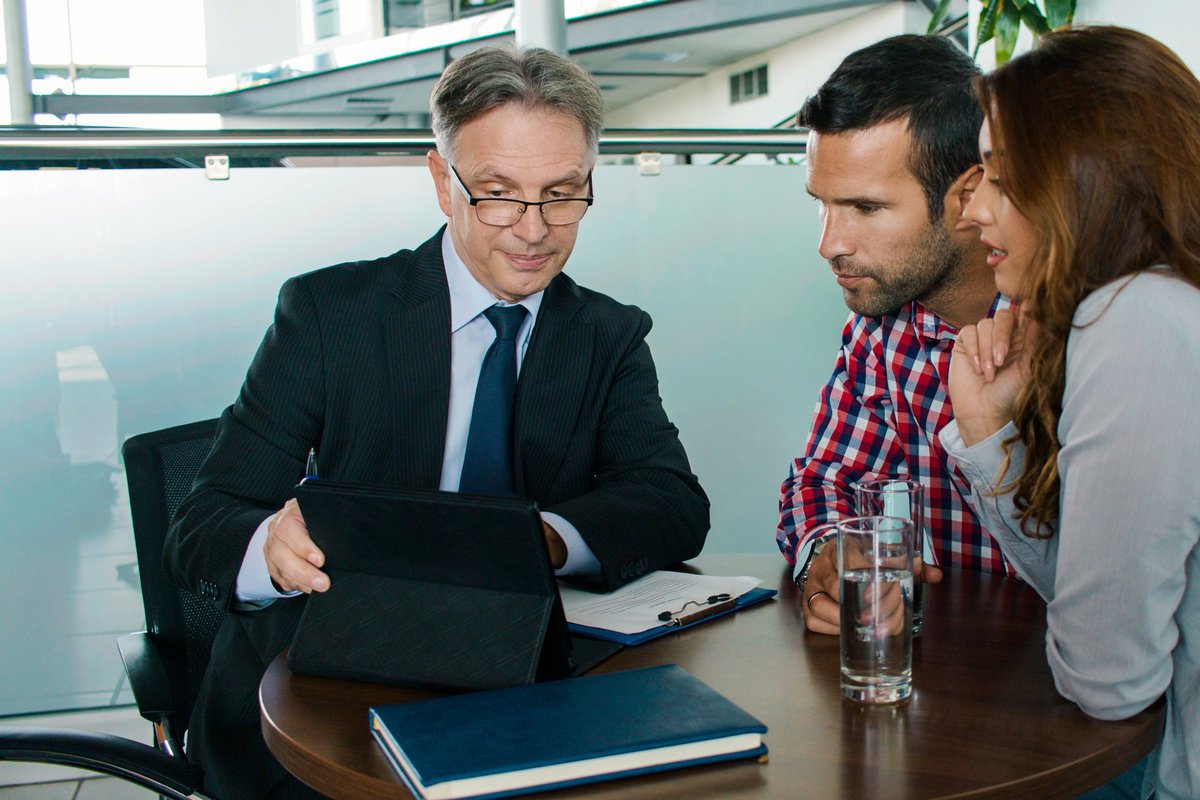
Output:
[288,481,618,691]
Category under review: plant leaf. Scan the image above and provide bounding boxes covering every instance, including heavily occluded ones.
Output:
[926,0,954,33]
[1044,0,1077,29]
[974,0,1001,57]
[994,0,1022,64]
[1020,4,1051,35]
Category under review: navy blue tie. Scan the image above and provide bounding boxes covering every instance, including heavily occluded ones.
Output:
[459,304,528,495]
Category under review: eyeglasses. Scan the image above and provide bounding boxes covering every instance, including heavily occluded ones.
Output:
[448,163,594,227]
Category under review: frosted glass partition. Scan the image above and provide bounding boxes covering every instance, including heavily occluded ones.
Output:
[0,164,845,716]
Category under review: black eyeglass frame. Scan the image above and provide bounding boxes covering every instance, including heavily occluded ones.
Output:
[447,163,594,227]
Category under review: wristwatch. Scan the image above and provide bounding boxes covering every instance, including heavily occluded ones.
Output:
[795,529,838,588]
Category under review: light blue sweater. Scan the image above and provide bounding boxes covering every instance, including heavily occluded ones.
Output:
[942,269,1200,800]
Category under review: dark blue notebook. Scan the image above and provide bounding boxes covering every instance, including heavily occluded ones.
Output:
[369,664,768,800]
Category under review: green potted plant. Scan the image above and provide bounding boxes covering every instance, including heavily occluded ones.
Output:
[928,0,1077,64]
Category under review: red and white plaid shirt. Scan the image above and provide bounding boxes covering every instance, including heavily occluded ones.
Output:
[777,296,1015,575]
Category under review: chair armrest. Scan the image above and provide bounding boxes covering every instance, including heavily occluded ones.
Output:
[118,631,182,723]
[0,727,205,800]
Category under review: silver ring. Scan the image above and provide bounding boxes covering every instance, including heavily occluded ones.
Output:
[806,590,831,610]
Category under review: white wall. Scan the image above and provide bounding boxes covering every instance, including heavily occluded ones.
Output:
[606,2,928,129]
[1075,0,1199,70]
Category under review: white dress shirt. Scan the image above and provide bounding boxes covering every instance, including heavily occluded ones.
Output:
[235,234,599,604]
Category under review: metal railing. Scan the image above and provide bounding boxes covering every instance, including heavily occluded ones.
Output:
[0,127,807,167]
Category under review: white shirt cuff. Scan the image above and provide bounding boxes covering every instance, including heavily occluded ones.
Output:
[541,511,600,577]
[234,513,302,608]
[791,523,839,583]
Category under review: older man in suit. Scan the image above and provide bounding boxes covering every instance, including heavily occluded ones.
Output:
[165,45,709,800]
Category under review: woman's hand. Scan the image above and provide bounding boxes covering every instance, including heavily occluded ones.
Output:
[948,308,1032,446]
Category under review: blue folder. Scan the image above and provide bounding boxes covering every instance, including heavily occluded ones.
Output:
[567,586,778,646]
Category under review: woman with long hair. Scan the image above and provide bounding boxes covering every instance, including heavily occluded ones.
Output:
[942,26,1200,800]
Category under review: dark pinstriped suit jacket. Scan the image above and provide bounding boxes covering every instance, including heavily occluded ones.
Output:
[164,228,709,799]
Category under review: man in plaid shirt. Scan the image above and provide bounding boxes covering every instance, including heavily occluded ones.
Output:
[778,35,1014,635]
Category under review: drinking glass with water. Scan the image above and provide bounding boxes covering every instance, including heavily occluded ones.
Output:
[855,479,932,636]
[837,515,914,705]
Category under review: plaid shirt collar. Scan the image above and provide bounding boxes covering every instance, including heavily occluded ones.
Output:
[908,293,1011,345]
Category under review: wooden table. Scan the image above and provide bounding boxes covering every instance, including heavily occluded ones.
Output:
[260,552,1164,799]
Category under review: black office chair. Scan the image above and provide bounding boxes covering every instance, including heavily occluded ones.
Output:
[0,419,221,799]
[119,418,225,757]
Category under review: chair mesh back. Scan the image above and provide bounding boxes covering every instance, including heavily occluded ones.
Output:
[123,419,223,737]
[157,436,226,713]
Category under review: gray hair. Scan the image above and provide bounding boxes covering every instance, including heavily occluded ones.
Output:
[430,45,605,164]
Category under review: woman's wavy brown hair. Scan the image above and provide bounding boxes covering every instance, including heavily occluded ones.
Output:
[977,26,1200,537]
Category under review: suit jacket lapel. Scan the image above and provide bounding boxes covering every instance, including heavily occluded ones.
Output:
[514,274,592,497]
[385,230,451,488]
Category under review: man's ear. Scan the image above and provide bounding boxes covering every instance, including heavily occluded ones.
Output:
[947,165,983,232]
[428,150,453,218]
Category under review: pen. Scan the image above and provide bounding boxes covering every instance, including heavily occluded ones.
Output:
[656,593,735,628]
[664,597,737,627]
[304,448,318,482]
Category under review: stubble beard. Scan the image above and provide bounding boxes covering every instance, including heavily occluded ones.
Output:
[834,221,965,319]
